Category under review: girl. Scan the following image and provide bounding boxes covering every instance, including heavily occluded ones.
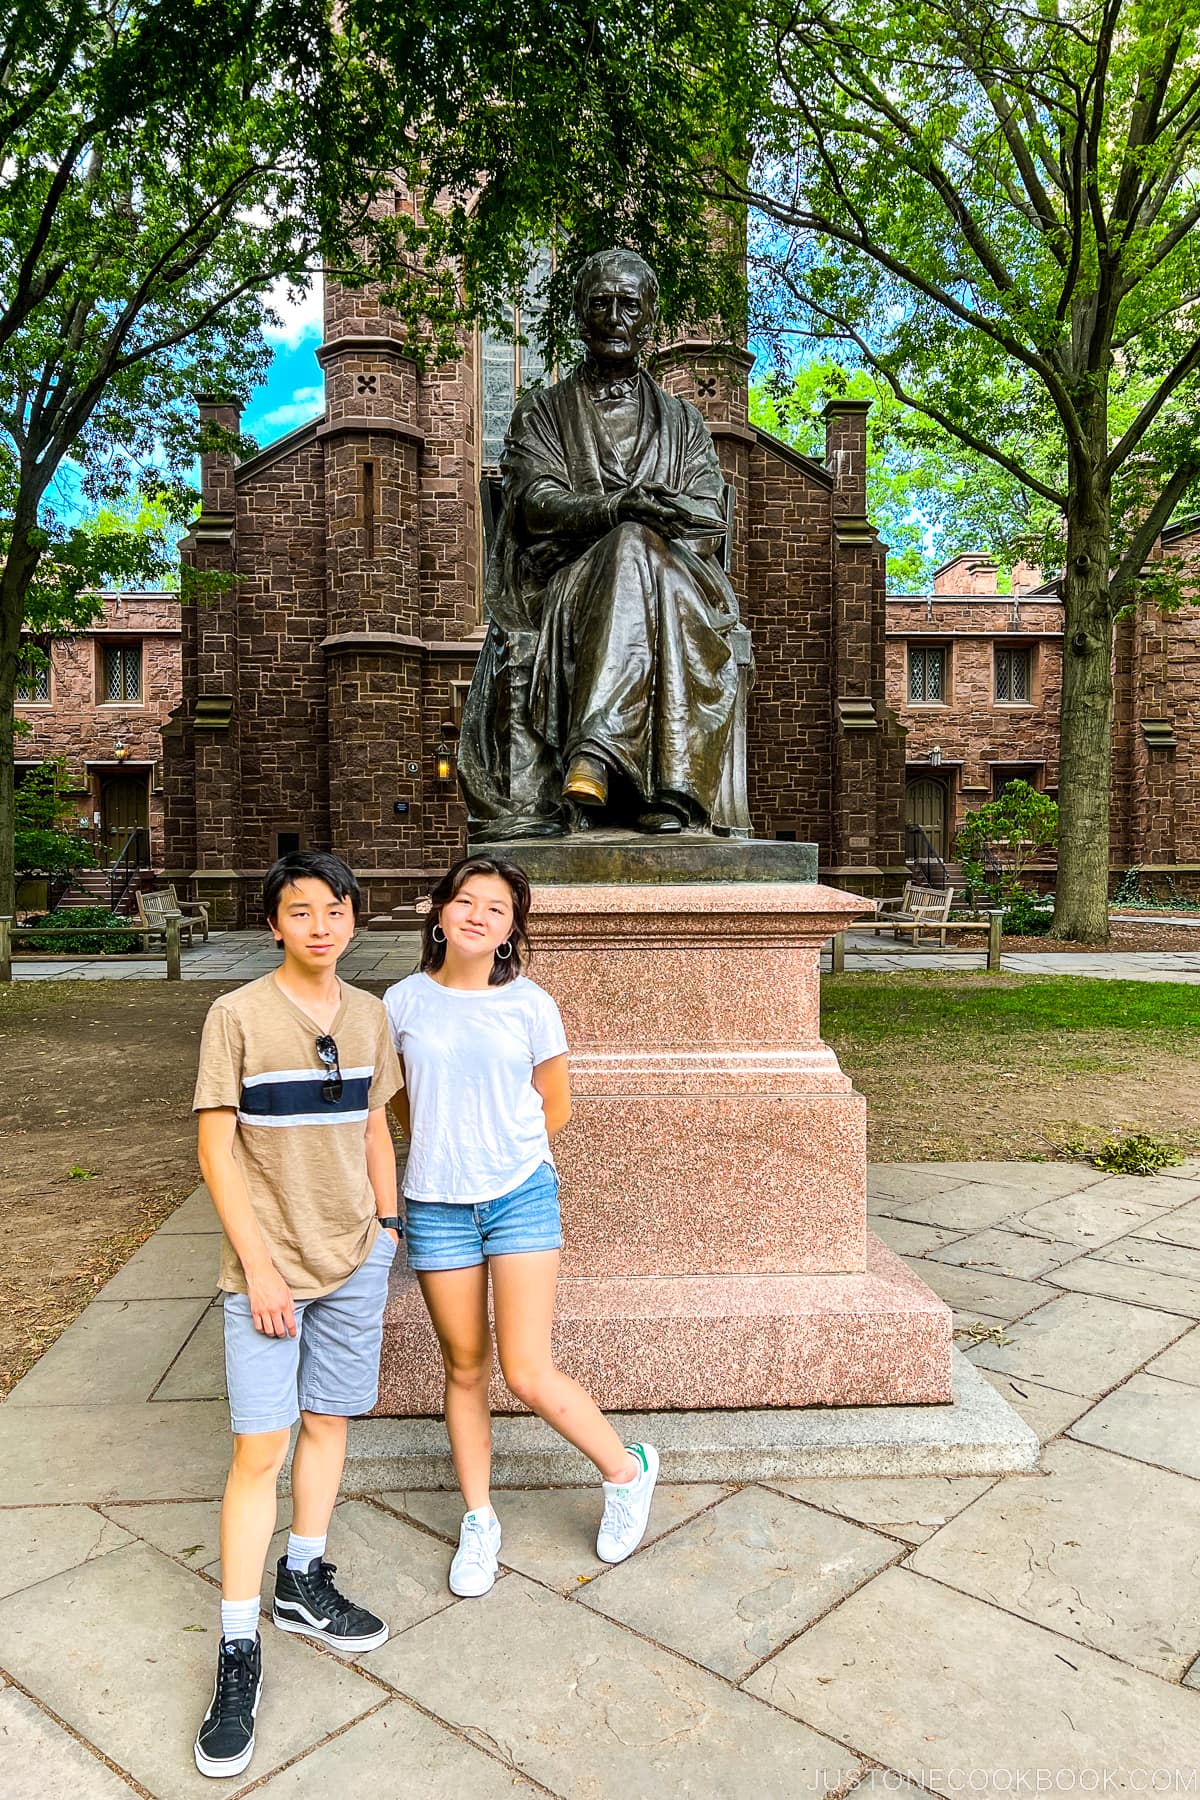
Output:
[384,854,657,1596]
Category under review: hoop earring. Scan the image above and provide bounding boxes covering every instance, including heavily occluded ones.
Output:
[496,940,513,960]
[432,924,446,944]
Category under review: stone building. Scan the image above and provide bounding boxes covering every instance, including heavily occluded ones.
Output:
[888,545,1200,892]
[15,592,182,868]
[163,281,908,925]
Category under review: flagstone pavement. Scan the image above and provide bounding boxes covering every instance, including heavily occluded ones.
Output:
[3,1159,1200,1798]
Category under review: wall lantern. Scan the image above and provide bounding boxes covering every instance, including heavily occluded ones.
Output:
[435,721,459,784]
[114,738,130,762]
[929,744,942,767]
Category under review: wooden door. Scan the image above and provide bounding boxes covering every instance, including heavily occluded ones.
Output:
[906,777,948,858]
[100,773,149,858]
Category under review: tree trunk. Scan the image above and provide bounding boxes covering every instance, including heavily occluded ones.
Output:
[1053,479,1114,943]
[0,532,41,921]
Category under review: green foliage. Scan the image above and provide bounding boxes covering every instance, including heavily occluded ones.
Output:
[820,973,1200,1041]
[21,908,139,954]
[750,361,1037,592]
[955,782,1059,900]
[13,762,93,877]
[1112,866,1200,913]
[1090,1134,1185,1177]
[999,891,1055,938]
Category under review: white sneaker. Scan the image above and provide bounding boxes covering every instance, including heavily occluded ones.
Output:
[448,1508,501,1597]
[596,1442,659,1564]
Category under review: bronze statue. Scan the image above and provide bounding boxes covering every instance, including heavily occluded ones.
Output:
[459,247,745,839]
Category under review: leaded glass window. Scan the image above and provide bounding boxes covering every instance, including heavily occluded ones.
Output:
[481,247,554,468]
[15,644,50,702]
[104,644,142,703]
[908,645,946,703]
[995,646,1031,702]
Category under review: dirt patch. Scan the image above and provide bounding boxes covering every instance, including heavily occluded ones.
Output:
[1002,923,1200,953]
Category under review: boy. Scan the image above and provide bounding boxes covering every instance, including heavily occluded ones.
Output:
[191,851,404,1780]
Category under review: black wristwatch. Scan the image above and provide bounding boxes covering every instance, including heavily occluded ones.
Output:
[377,1215,403,1234]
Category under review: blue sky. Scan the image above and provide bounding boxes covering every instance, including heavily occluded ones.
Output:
[242,278,325,446]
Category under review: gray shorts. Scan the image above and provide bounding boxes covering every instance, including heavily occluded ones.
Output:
[222,1231,397,1435]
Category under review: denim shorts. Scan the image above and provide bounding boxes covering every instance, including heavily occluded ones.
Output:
[404,1161,562,1272]
[222,1229,397,1435]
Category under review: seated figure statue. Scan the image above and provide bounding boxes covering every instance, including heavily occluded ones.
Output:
[458,247,747,838]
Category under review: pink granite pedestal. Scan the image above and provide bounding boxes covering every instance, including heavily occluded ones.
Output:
[377,881,953,1413]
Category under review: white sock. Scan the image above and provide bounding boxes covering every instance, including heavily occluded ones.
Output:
[220,1596,260,1643]
[286,1530,326,1571]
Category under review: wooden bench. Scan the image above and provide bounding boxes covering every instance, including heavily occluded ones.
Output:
[830,904,1005,972]
[136,886,210,947]
[858,884,955,946]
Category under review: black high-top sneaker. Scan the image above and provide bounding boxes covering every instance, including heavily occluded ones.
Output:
[272,1555,389,1652]
[194,1635,262,1779]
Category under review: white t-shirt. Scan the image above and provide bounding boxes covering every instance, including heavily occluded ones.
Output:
[383,971,569,1204]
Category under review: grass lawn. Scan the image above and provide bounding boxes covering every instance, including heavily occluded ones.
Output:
[823,971,1200,1161]
[1,969,1197,1395]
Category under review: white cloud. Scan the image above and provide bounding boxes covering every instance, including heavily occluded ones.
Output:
[263,273,324,348]
[257,384,324,432]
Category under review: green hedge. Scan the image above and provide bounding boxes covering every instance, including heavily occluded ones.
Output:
[21,907,141,954]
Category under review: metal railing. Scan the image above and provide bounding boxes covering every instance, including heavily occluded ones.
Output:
[905,821,951,890]
[107,826,152,913]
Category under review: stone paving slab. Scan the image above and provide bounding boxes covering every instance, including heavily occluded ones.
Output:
[964,1290,1189,1396]
[908,1260,1049,1320]
[870,1216,971,1257]
[154,1302,225,1401]
[1134,1198,1200,1251]
[0,1504,134,1601]
[0,1685,137,1799]
[389,1483,732,1593]
[249,1700,545,1797]
[103,1497,292,1570]
[767,1473,997,1544]
[1094,1236,1200,1281]
[96,1231,220,1301]
[1144,1325,1200,1386]
[1008,1189,1180,1247]
[371,1572,863,1798]
[1044,1253,1200,1317]
[865,1166,978,1204]
[742,1566,1200,1792]
[577,1483,898,1680]
[925,1226,1081,1281]
[0,1540,380,1800]
[880,1181,1052,1232]
[907,1438,1200,1678]
[6,1298,209,1408]
[974,1371,1094,1443]
[0,1400,231,1505]
[158,1186,219,1234]
[1069,1372,1200,1478]
[200,1500,461,1643]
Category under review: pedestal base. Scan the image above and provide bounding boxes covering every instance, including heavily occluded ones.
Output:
[375,1234,951,1415]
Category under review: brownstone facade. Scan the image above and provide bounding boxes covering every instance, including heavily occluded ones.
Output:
[888,548,1200,892]
[16,592,182,868]
[163,282,908,926]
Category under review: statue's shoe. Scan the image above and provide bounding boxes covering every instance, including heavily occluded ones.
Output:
[563,754,609,806]
[635,809,685,834]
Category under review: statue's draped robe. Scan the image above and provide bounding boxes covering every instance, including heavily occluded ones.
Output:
[459,367,741,835]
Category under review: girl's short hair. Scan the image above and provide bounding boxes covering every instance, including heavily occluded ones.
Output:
[419,856,532,986]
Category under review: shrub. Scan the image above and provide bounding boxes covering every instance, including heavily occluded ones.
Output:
[1001,891,1055,936]
[21,907,140,954]
[1091,1133,1184,1177]
[957,780,1059,904]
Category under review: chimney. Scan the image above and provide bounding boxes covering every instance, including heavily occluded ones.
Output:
[196,395,242,517]
[823,399,871,514]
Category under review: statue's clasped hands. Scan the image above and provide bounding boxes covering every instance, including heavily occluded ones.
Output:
[617,481,701,537]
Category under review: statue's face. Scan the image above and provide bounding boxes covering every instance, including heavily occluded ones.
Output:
[577,266,655,364]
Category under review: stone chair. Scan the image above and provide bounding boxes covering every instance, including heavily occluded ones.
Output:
[479,475,754,836]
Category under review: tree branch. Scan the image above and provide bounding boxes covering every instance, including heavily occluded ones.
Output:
[1109,460,1200,604]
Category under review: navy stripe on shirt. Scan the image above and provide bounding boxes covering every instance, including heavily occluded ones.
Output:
[237,1073,372,1120]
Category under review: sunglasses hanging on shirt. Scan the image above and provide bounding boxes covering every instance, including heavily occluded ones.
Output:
[315,1033,343,1103]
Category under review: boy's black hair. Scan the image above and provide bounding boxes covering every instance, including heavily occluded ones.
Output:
[263,851,361,924]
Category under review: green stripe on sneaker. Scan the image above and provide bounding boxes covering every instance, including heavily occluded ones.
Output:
[627,1443,649,1473]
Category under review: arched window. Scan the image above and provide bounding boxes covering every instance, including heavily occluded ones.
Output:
[481,247,553,469]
